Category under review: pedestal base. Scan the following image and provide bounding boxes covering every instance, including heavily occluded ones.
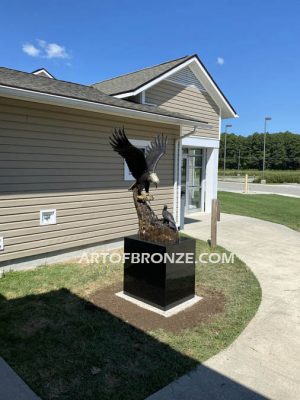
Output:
[123,235,196,311]
[116,291,202,317]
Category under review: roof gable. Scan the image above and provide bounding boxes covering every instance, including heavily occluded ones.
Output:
[32,68,55,79]
[92,54,237,119]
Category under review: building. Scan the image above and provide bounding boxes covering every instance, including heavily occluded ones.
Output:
[0,54,237,269]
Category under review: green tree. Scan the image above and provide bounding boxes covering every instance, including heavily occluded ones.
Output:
[219,131,300,170]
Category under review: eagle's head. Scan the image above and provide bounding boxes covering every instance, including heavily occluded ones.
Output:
[149,172,160,188]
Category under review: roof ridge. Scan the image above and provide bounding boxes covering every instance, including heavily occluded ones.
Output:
[92,55,191,85]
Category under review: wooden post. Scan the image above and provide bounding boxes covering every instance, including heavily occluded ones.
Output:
[211,199,218,248]
[216,199,221,222]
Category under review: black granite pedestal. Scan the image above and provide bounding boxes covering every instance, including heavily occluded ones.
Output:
[123,235,196,311]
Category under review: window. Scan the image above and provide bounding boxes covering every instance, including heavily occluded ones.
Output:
[124,139,150,181]
[141,91,158,107]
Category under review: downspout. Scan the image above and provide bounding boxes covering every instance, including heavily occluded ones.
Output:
[173,139,179,218]
[177,136,183,226]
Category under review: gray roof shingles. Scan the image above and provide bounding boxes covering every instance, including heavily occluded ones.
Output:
[92,55,191,95]
[0,66,207,125]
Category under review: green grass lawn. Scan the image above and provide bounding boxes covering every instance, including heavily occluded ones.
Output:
[0,239,261,400]
[218,191,300,231]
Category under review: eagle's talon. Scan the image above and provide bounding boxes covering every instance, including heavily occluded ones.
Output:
[137,194,147,202]
[137,193,154,202]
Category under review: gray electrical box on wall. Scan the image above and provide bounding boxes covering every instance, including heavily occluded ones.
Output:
[0,237,4,251]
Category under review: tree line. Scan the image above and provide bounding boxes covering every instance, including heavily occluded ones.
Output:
[219,131,300,170]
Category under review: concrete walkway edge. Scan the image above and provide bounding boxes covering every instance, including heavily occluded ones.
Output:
[0,357,40,399]
[147,213,300,400]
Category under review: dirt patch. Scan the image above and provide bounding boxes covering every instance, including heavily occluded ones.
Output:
[88,283,225,333]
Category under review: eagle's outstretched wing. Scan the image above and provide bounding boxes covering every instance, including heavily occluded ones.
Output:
[145,134,167,172]
[110,128,148,180]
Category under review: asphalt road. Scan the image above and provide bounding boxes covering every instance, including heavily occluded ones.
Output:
[218,180,300,197]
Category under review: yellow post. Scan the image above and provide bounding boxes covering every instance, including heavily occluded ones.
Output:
[245,174,249,194]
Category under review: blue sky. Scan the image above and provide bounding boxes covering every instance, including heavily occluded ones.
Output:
[1,0,299,135]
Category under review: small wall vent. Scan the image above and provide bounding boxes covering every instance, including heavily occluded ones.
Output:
[40,209,57,226]
[166,66,205,91]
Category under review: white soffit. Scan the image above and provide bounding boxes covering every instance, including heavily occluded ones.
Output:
[182,136,220,149]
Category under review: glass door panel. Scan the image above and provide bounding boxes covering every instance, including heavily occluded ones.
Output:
[183,148,203,212]
[188,187,201,209]
[192,166,201,187]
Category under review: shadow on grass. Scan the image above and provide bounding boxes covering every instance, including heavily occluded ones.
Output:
[0,289,266,400]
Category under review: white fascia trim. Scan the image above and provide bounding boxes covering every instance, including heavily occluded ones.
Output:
[189,59,238,119]
[219,109,221,140]
[182,135,220,149]
[115,57,238,119]
[0,85,208,128]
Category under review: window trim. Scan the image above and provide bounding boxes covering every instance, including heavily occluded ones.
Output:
[124,139,150,181]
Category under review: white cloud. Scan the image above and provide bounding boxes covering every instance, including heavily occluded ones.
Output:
[22,40,70,60]
[217,57,225,65]
[45,43,69,59]
[22,43,40,57]
[37,39,47,48]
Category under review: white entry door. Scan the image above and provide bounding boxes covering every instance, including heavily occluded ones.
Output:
[182,148,203,212]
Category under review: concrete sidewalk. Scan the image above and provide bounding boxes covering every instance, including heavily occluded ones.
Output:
[218,181,300,197]
[147,213,300,400]
[0,357,40,400]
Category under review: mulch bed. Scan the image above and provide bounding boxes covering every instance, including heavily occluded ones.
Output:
[88,283,225,333]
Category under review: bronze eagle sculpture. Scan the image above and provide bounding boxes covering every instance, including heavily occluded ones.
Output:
[110,128,167,200]
[162,204,177,231]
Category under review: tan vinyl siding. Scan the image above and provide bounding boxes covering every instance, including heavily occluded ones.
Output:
[0,97,179,264]
[145,80,220,138]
